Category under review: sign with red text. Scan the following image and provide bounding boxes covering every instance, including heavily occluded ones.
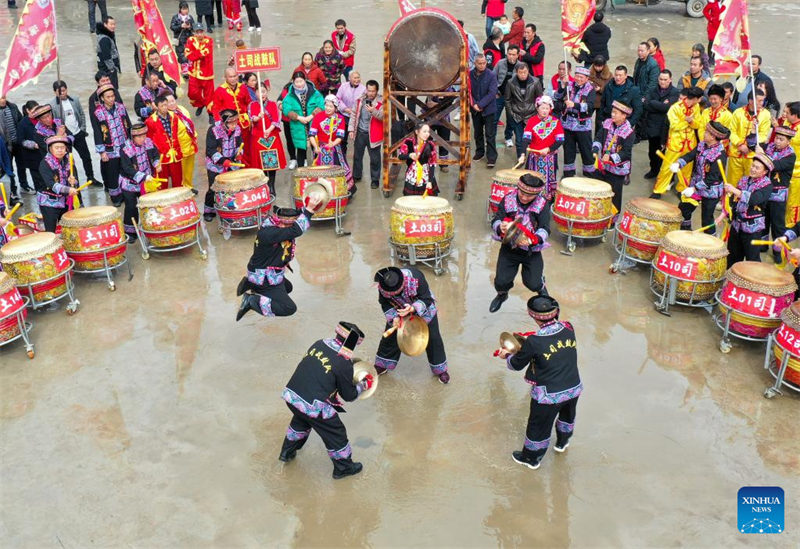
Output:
[79,222,122,248]
[618,211,634,235]
[234,48,281,74]
[775,323,800,356]
[404,218,445,238]
[234,186,270,209]
[721,284,779,318]
[554,194,590,218]
[150,200,198,228]
[490,183,513,202]
[655,250,697,280]
[0,287,24,316]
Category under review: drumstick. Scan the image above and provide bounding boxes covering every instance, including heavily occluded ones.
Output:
[383,324,399,338]
[3,203,21,235]
[229,162,246,168]
[512,157,525,170]
[751,239,776,246]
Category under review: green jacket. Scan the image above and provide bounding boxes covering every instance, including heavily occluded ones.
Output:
[281,84,324,150]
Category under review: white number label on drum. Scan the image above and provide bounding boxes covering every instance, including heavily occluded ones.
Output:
[619,211,634,233]
[777,323,800,354]
[167,201,199,222]
[54,249,69,270]
[722,285,778,318]
[404,219,445,237]
[0,289,23,314]
[235,186,269,208]
[656,251,697,280]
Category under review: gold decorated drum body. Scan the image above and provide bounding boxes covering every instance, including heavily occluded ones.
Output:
[488,169,536,216]
[552,177,614,237]
[652,231,728,301]
[59,206,126,270]
[0,232,71,302]
[390,196,454,259]
[137,188,200,248]
[212,168,274,228]
[617,198,683,260]
[717,261,797,338]
[293,166,348,219]
[772,301,800,386]
[0,271,27,342]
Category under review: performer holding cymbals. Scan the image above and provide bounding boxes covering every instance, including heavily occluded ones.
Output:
[373,266,450,384]
[489,173,550,313]
[279,321,372,480]
[495,295,582,471]
[235,194,323,320]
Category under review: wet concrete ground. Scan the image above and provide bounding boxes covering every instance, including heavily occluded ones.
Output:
[1,0,799,546]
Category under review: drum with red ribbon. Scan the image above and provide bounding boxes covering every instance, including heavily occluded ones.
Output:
[552,177,614,237]
[487,169,537,218]
[59,206,127,271]
[617,198,683,261]
[0,232,72,303]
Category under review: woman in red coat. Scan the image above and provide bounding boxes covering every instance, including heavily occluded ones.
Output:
[521,95,564,199]
[293,52,326,93]
[247,81,286,195]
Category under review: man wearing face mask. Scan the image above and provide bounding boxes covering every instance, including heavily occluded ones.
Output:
[348,80,384,189]
[332,19,356,82]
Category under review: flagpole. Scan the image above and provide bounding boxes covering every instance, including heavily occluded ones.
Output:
[53,0,60,84]
[748,50,757,116]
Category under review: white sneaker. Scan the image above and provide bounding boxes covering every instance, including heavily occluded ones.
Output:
[505,139,513,147]
[288,160,298,170]
[248,26,254,31]
[256,27,262,32]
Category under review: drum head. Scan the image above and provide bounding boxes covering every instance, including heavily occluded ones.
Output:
[662,230,727,256]
[558,177,613,198]
[394,195,450,211]
[138,186,194,206]
[627,197,682,220]
[728,261,796,289]
[60,206,119,227]
[0,231,61,261]
[494,169,534,185]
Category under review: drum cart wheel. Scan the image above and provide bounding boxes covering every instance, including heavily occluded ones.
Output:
[649,266,721,317]
[18,260,80,314]
[216,197,275,240]
[133,219,208,259]
[0,296,34,359]
[69,236,134,291]
[712,290,773,354]
[762,333,800,398]
[389,237,453,276]
[550,205,612,256]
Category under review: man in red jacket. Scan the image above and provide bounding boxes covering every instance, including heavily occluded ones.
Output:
[185,24,214,116]
[481,0,508,39]
[145,95,184,190]
[703,0,725,63]
[502,6,524,48]
[332,19,356,82]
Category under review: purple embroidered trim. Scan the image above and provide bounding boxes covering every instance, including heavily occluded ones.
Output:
[535,321,565,337]
[327,443,352,460]
[524,437,550,451]
[258,295,275,317]
[282,387,337,419]
[555,419,575,433]
[247,267,285,286]
[429,361,448,375]
[531,383,583,404]
[375,356,398,370]
[286,426,311,441]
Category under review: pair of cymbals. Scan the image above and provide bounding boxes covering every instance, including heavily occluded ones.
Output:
[502,219,530,248]
[499,332,526,354]
[302,178,333,213]
[397,315,429,357]
[352,358,378,400]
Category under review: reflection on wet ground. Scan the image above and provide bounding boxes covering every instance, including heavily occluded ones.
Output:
[1,0,798,546]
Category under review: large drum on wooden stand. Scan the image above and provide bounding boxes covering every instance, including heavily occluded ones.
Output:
[293,166,349,220]
[0,232,71,303]
[616,198,683,261]
[212,168,274,229]
[137,187,200,248]
[652,231,728,302]
[59,206,126,270]
[390,196,454,260]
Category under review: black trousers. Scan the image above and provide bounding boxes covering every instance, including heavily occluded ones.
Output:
[339,116,349,158]
[596,172,625,213]
[522,396,579,461]
[727,227,761,268]
[494,246,545,294]
[434,125,450,158]
[244,5,260,27]
[40,205,67,232]
[562,130,593,177]
[251,279,297,317]
[280,403,356,472]
[296,147,308,168]
[87,0,108,32]
[72,131,96,182]
[352,130,381,185]
[122,189,139,236]
[214,0,223,23]
[100,157,121,201]
[679,198,718,234]
[198,13,213,29]
[472,110,497,163]
[10,144,28,191]
[282,120,296,161]
[647,136,662,174]
[764,200,787,243]
[376,314,448,374]
[205,169,218,216]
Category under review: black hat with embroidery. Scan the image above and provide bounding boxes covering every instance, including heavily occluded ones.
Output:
[527,295,560,321]
[374,266,404,295]
[334,321,365,358]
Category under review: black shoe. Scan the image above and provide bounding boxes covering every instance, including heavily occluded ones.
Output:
[489,292,508,313]
[236,276,250,296]
[91,179,104,188]
[278,449,297,462]
[111,200,123,207]
[370,181,379,189]
[473,153,485,161]
[349,186,357,199]
[203,213,216,222]
[190,188,199,195]
[648,193,662,200]
[127,233,138,242]
[195,106,204,116]
[236,294,260,321]
[487,161,496,169]
[643,170,658,180]
[20,186,35,195]
[511,451,541,470]
[680,220,692,231]
[554,434,571,453]
[332,461,363,479]
[353,177,362,182]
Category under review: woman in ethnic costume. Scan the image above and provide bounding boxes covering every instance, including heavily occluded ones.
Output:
[521,96,564,199]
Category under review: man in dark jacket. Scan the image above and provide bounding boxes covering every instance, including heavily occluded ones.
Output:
[633,43,659,106]
[601,66,642,129]
[470,54,499,168]
[49,81,96,186]
[17,101,43,192]
[505,62,543,157]
[96,16,120,88]
[0,97,32,197]
[494,45,520,146]
[643,69,680,178]
[575,12,611,65]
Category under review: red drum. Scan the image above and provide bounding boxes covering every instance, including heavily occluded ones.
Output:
[772,301,800,386]
[0,271,27,343]
[488,169,537,217]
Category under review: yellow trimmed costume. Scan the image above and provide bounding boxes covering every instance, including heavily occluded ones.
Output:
[726,107,771,188]
[697,105,733,142]
[782,119,800,225]
[654,100,701,194]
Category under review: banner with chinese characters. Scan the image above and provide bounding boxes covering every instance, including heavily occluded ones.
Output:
[132,0,181,86]
[712,0,751,78]
[561,0,596,51]
[233,48,282,74]
[0,0,58,97]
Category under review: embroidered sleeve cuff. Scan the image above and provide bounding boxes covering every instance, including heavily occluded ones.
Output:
[296,212,311,232]
[678,158,687,168]
[211,152,223,163]
[308,128,318,136]
[506,355,516,370]
[591,142,600,153]
[412,300,429,320]
[579,103,588,113]
[134,172,147,183]
[385,308,399,323]
[53,182,69,195]
[611,153,621,164]
[535,228,549,241]
[95,145,105,154]
[785,230,797,242]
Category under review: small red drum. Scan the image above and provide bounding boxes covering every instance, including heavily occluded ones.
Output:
[488,169,537,217]
[0,232,71,303]
[552,177,614,237]
[59,206,127,270]
[717,261,797,338]
[212,168,275,229]
[771,301,800,386]
[137,187,200,248]
[293,165,349,220]
[0,271,27,343]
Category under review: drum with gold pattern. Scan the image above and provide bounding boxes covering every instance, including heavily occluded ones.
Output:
[390,196,454,259]
[0,271,27,343]
[137,187,200,248]
[488,169,537,217]
[0,232,71,302]
[293,165,349,220]
[59,206,126,270]
[771,301,800,386]
[212,168,274,229]
[552,177,614,237]
[617,198,683,261]
[651,231,728,302]
[717,261,797,338]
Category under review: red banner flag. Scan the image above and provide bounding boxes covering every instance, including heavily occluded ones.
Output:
[132,0,181,86]
[561,0,596,50]
[0,0,58,97]
[712,0,751,78]
[398,0,417,16]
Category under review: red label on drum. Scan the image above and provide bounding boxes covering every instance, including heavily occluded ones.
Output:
[0,287,24,317]
[78,222,122,248]
[655,250,697,280]
[234,186,270,209]
[554,195,590,217]
[404,218,445,237]
[720,284,779,318]
[162,200,198,225]
[490,183,512,202]
[54,247,69,271]
[619,211,634,234]
[776,323,800,355]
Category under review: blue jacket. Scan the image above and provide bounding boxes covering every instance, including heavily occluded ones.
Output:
[469,68,498,115]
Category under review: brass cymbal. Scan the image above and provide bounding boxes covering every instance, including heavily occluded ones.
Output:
[352,358,378,400]
[499,331,526,353]
[502,219,530,248]
[398,315,429,357]
[302,178,333,213]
